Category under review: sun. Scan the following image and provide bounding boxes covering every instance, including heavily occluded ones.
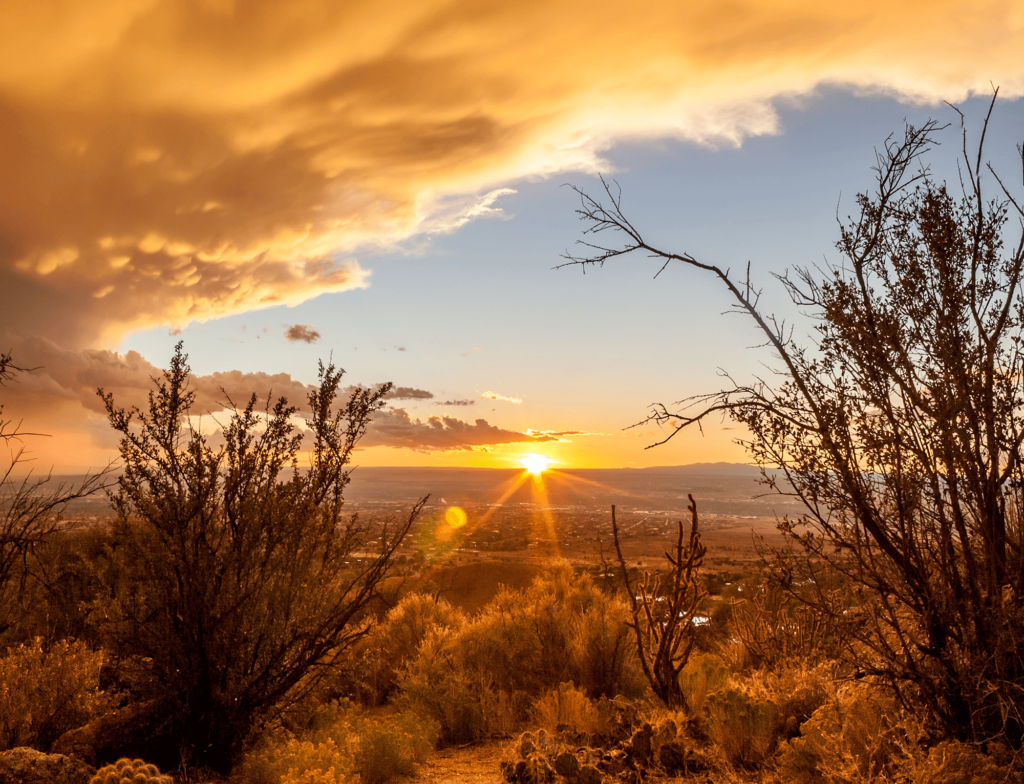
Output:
[520,453,554,475]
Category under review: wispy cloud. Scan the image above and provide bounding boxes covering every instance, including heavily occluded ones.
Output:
[480,390,522,404]
[284,324,321,343]
[434,399,475,406]
[423,188,518,234]
[525,429,605,441]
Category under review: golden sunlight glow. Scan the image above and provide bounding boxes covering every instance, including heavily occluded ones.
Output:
[520,453,554,475]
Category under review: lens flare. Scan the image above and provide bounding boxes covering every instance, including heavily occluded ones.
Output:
[444,506,467,528]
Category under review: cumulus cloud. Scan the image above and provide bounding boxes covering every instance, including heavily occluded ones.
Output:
[480,390,522,404]
[361,408,559,451]
[0,336,565,454]
[284,323,322,343]
[0,335,317,421]
[1,1,1022,345]
[0,335,424,425]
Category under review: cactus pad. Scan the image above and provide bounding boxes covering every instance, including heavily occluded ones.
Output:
[89,758,173,784]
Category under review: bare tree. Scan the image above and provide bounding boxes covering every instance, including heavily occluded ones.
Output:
[98,343,425,771]
[0,352,109,640]
[612,494,706,709]
[0,349,34,443]
[563,94,1024,748]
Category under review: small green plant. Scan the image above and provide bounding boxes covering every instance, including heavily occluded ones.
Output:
[502,708,715,783]
[89,758,172,784]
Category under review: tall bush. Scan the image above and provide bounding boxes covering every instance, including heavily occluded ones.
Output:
[98,344,423,771]
[564,96,1024,747]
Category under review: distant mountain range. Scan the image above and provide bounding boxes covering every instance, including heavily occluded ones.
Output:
[47,462,804,518]
[342,463,798,516]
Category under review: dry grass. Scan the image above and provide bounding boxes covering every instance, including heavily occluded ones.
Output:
[237,702,437,784]
[0,638,113,752]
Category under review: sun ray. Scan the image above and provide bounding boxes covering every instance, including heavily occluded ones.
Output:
[544,469,650,501]
[527,469,561,558]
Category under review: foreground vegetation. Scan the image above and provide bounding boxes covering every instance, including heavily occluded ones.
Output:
[0,542,1019,783]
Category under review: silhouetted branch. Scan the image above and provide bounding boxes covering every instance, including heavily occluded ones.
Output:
[612,495,706,710]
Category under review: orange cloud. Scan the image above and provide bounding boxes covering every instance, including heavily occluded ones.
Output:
[0,336,564,454]
[0,335,427,423]
[1,1,1022,345]
[361,408,559,451]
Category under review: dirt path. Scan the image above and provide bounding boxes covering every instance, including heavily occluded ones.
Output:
[412,742,508,784]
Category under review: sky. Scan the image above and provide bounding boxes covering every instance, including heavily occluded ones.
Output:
[2,1,1024,473]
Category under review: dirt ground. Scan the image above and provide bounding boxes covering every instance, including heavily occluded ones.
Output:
[411,742,508,784]
[409,742,728,784]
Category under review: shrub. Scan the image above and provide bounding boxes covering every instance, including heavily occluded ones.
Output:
[610,496,707,709]
[706,664,832,770]
[18,526,113,646]
[97,345,423,771]
[729,574,854,670]
[0,638,112,751]
[354,711,436,784]
[569,598,644,700]
[677,652,730,719]
[397,627,519,744]
[565,94,1024,750]
[531,683,603,735]
[778,684,900,783]
[898,739,1012,784]
[706,682,779,769]
[465,564,642,699]
[242,733,353,784]
[397,564,644,744]
[358,593,465,704]
[238,701,436,784]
